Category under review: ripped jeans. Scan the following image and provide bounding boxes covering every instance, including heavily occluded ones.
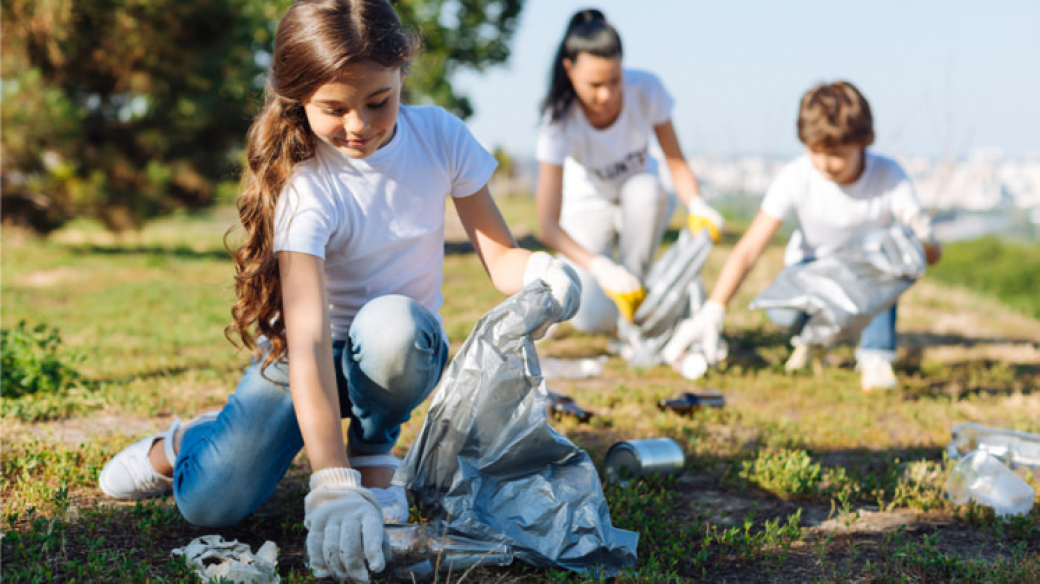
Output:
[171,294,448,527]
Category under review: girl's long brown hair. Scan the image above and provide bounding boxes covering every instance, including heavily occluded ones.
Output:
[224,0,417,370]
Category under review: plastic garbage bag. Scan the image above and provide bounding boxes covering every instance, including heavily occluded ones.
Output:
[172,535,280,584]
[617,228,715,368]
[395,282,639,575]
[748,224,926,347]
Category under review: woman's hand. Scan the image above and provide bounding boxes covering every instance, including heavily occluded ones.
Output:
[305,468,390,582]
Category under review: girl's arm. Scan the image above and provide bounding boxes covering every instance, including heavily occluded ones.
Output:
[453,184,532,294]
[278,251,350,471]
[533,162,598,269]
[708,211,784,306]
[654,120,700,206]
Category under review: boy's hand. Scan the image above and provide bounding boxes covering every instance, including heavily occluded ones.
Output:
[305,468,389,582]
[686,197,725,243]
[661,300,727,366]
[589,256,646,322]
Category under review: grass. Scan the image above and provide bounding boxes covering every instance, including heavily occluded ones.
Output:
[3,198,1040,582]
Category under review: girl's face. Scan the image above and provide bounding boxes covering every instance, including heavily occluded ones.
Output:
[806,143,865,185]
[303,60,402,159]
[563,52,623,126]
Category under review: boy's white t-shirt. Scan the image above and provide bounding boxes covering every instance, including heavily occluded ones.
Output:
[760,151,935,265]
[536,69,674,216]
[273,105,497,340]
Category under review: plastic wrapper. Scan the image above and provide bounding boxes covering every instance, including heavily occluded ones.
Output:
[395,282,639,575]
[172,535,280,584]
[617,228,714,367]
[947,422,1040,472]
[748,225,926,347]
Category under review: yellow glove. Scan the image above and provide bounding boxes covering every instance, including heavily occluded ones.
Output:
[588,256,646,322]
[686,197,725,243]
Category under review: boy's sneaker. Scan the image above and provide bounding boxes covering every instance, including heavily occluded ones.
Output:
[857,355,899,391]
[784,344,826,373]
[99,411,219,499]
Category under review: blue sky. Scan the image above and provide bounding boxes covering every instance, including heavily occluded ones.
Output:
[454,0,1040,160]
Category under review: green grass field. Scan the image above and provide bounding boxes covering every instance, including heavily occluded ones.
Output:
[3,198,1039,582]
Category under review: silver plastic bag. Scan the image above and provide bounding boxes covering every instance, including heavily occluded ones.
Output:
[617,228,714,367]
[395,282,639,575]
[748,225,926,346]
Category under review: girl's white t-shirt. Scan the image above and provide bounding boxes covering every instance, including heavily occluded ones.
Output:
[760,151,935,264]
[273,105,497,340]
[535,69,674,216]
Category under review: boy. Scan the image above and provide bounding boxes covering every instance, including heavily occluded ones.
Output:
[664,80,941,391]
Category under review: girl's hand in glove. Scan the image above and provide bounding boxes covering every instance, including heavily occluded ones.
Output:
[589,256,646,322]
[686,197,726,243]
[661,300,727,366]
[524,251,582,323]
[305,468,390,582]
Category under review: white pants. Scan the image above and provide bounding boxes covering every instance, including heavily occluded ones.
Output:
[559,173,672,334]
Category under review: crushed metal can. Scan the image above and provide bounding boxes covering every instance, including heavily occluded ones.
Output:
[657,390,726,415]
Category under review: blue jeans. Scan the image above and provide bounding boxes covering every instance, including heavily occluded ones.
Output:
[767,304,898,363]
[172,295,448,527]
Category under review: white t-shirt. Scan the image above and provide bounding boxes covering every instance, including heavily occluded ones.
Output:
[273,105,497,340]
[536,69,674,216]
[760,152,934,264]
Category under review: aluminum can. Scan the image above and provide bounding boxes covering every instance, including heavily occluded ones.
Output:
[604,437,685,486]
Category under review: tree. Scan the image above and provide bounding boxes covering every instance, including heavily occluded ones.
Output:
[2,0,525,234]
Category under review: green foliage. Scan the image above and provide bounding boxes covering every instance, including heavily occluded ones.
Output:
[1,321,83,399]
[738,449,822,498]
[928,236,1040,318]
[396,0,524,119]
[1,0,526,233]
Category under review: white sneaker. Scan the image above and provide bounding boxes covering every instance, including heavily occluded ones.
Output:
[99,411,219,499]
[857,355,899,391]
[784,344,826,373]
[351,454,409,524]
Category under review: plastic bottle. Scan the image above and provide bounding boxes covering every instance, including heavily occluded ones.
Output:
[385,524,513,574]
[539,356,606,379]
[947,422,1040,472]
[947,450,1035,517]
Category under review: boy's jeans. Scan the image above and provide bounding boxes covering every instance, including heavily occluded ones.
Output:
[172,294,448,527]
[767,303,898,363]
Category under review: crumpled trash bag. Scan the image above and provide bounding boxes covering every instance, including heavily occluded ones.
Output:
[172,535,280,584]
[395,282,639,575]
[617,228,715,368]
[748,225,926,347]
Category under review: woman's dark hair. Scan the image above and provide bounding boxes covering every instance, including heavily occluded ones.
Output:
[540,9,622,122]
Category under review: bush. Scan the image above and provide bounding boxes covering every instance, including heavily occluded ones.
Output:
[1,321,83,399]
[928,237,1040,319]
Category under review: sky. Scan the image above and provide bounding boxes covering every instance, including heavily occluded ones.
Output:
[454,0,1040,161]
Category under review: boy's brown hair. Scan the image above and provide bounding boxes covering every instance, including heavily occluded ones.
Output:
[797,81,875,148]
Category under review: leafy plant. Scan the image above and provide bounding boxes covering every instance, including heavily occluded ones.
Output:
[1,321,82,399]
[738,449,822,498]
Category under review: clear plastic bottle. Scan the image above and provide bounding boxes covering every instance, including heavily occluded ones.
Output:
[947,422,1040,471]
[947,450,1035,517]
[385,524,513,576]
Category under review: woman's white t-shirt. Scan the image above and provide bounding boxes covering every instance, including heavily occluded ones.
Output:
[535,69,674,217]
[273,105,497,340]
[760,151,935,265]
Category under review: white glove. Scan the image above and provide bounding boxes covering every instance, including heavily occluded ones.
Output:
[662,300,727,366]
[524,251,582,322]
[588,256,646,322]
[305,468,390,582]
[686,197,726,243]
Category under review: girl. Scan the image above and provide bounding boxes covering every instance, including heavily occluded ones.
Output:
[98,1,580,581]
[534,8,724,334]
